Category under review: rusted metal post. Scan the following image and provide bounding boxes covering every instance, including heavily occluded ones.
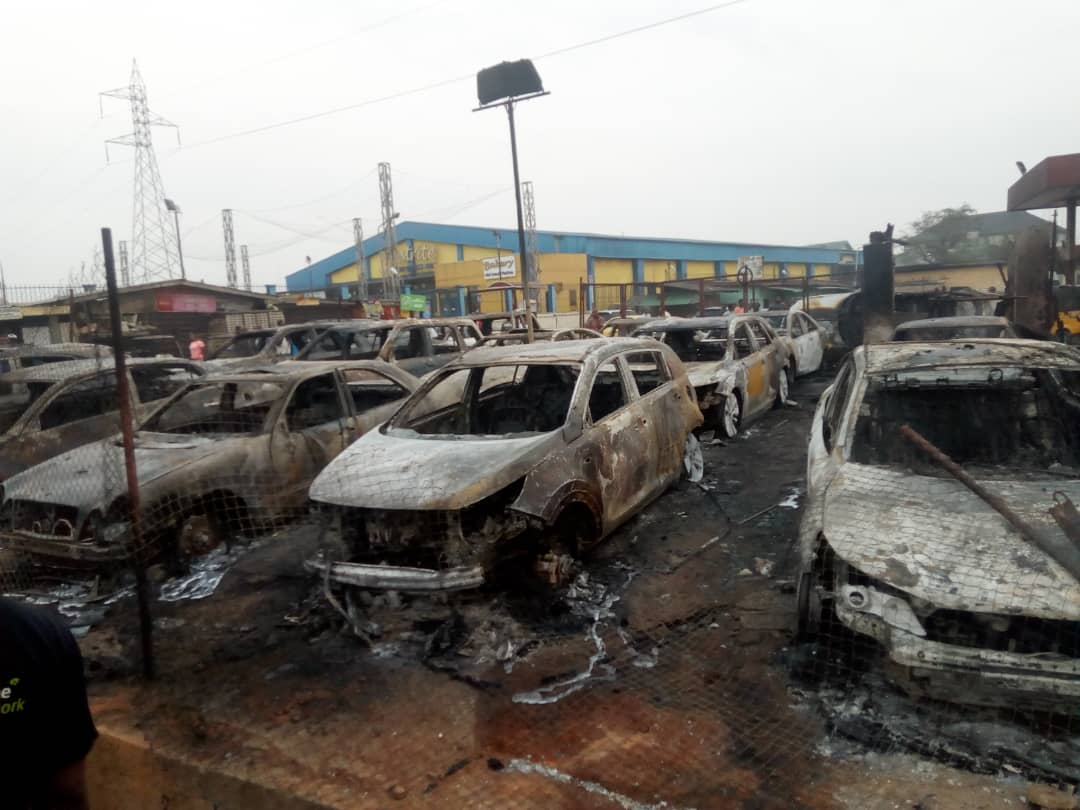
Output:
[68,289,78,342]
[578,278,585,327]
[659,282,666,316]
[101,228,155,679]
[899,424,1080,585]
[619,284,626,318]
[698,277,705,316]
[1067,199,1077,285]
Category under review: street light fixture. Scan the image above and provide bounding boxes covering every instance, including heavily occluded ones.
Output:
[163,198,186,280]
[474,59,549,343]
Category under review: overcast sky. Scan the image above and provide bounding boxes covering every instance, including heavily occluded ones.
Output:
[1,0,1077,289]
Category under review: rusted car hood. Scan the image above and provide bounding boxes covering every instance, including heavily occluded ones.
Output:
[3,434,235,512]
[310,427,557,510]
[686,362,735,389]
[822,462,1080,620]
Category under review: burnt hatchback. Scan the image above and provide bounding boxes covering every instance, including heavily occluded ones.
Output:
[309,338,704,591]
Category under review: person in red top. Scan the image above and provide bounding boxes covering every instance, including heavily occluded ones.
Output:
[188,336,206,361]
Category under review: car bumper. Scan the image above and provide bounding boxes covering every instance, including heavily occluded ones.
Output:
[307,559,485,592]
[837,605,1080,712]
[0,530,128,563]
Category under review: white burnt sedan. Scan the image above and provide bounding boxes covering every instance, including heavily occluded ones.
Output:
[797,339,1080,713]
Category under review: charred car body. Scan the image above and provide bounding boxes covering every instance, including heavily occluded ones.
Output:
[206,322,341,369]
[632,315,789,437]
[0,361,416,571]
[294,318,482,377]
[309,339,704,591]
[798,339,1080,712]
[0,358,203,480]
[757,309,826,378]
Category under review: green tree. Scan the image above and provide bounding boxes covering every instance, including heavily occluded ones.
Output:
[901,204,980,264]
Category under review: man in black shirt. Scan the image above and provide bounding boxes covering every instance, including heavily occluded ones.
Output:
[0,596,97,809]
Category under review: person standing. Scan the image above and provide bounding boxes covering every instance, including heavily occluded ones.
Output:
[585,309,604,332]
[0,597,98,809]
[188,336,206,361]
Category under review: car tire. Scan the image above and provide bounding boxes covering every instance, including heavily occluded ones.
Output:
[774,365,791,409]
[718,392,741,438]
[681,432,704,483]
[795,571,821,640]
[173,511,227,572]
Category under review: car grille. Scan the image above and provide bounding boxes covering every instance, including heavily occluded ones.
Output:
[923,609,1080,658]
[4,499,81,538]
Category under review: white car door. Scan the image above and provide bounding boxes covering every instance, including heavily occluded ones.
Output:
[796,312,824,375]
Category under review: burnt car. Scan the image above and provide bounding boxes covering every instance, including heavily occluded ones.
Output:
[0,361,417,570]
[757,309,826,377]
[0,342,113,375]
[294,318,482,377]
[206,322,342,370]
[308,339,704,591]
[0,358,203,480]
[477,328,602,347]
[601,316,650,337]
[632,314,790,437]
[797,339,1080,712]
[469,310,545,337]
[891,315,1047,342]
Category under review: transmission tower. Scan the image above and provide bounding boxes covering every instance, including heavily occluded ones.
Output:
[522,181,539,284]
[378,162,400,300]
[222,209,237,289]
[353,218,367,301]
[118,241,131,287]
[240,245,251,292]
[101,60,180,283]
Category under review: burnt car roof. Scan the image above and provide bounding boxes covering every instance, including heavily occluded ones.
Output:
[633,314,768,332]
[321,318,475,333]
[450,337,660,367]
[893,315,1011,330]
[861,339,1080,374]
[203,359,419,384]
[0,342,113,357]
[0,356,197,384]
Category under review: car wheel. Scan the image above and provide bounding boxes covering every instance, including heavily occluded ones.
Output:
[681,432,704,483]
[774,366,791,409]
[796,571,822,640]
[174,512,226,571]
[718,392,741,438]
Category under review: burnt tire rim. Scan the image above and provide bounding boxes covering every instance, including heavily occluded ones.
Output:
[682,432,704,482]
[177,514,223,560]
[721,393,740,438]
[779,368,790,403]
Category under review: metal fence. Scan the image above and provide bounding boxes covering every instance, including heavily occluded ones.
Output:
[1,259,1078,809]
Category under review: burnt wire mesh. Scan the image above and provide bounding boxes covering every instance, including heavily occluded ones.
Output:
[4,336,1080,809]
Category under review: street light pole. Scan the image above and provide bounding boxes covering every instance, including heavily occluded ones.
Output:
[505,103,533,341]
[164,198,186,280]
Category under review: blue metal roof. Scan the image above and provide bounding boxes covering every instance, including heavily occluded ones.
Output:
[285,220,857,291]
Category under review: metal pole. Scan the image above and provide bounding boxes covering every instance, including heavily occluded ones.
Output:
[101,227,154,680]
[579,278,585,327]
[619,284,627,318]
[506,102,533,343]
[698,277,705,317]
[1067,200,1077,286]
[172,209,186,280]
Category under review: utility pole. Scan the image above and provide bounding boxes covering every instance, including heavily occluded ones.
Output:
[353,217,367,301]
[240,245,251,292]
[222,209,237,289]
[101,60,180,282]
[378,162,399,301]
[118,241,131,287]
[523,180,539,288]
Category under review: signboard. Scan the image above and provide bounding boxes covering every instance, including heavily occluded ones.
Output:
[399,293,427,313]
[0,306,23,321]
[482,256,516,280]
[737,255,764,278]
[155,293,216,313]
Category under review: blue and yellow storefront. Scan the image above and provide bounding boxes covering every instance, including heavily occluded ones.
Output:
[285,221,858,315]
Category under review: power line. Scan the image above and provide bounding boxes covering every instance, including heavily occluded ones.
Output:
[244,166,380,213]
[175,0,758,150]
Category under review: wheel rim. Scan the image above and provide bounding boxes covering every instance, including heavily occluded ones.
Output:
[779,369,789,403]
[722,394,740,437]
[682,433,704,482]
[178,514,222,559]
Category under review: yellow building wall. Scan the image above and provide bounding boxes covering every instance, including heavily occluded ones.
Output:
[431,253,589,313]
[593,259,633,285]
[461,245,505,262]
[685,261,714,280]
[896,265,1004,291]
[642,260,676,283]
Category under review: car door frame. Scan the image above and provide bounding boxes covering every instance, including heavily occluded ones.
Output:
[728,319,768,418]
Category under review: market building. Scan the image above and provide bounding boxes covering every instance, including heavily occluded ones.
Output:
[284,221,858,315]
